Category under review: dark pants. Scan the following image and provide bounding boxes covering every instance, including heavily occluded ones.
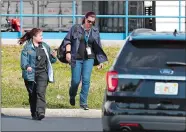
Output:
[24,72,48,116]
[69,59,94,105]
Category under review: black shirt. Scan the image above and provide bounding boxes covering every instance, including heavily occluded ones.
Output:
[35,44,48,76]
[76,26,95,60]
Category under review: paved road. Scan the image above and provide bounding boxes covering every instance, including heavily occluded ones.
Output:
[1,115,102,131]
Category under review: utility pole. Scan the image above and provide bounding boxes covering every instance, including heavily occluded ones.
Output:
[185,0,186,32]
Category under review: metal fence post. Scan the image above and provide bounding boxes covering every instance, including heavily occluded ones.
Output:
[20,0,23,37]
[72,0,76,25]
[179,0,181,31]
[125,0,129,39]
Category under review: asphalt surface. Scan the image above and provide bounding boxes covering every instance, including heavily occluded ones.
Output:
[1,115,102,131]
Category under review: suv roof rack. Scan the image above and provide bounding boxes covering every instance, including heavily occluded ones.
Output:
[130,28,154,36]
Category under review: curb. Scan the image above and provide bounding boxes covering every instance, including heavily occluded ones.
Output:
[1,108,102,118]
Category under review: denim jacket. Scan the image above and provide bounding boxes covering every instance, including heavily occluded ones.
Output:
[62,24,108,67]
[20,40,57,82]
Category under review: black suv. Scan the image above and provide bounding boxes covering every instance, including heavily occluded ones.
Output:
[102,29,186,132]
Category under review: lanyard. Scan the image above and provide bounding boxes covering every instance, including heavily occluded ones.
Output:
[84,28,91,45]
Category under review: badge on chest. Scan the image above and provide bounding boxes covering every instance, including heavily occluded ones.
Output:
[86,46,92,55]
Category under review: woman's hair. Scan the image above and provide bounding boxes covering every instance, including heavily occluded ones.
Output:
[18,28,42,45]
[82,11,96,25]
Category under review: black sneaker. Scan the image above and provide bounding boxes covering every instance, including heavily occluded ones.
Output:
[80,105,89,110]
[70,97,75,106]
[31,113,37,120]
[37,113,45,120]
[32,116,38,120]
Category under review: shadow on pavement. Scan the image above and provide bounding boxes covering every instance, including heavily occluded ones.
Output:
[1,113,32,120]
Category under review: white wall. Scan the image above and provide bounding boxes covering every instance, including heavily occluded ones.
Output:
[1,39,125,47]
[156,1,185,32]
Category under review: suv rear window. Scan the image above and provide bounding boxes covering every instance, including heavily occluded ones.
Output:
[116,40,186,69]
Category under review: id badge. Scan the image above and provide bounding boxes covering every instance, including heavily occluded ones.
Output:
[86,46,92,55]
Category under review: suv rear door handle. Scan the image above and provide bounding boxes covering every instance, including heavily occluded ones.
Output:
[157,100,173,108]
[159,100,173,104]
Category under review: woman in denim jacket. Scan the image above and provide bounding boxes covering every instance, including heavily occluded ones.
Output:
[19,28,57,120]
[63,11,108,110]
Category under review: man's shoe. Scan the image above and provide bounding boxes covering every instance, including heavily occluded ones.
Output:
[80,104,89,110]
[70,97,75,106]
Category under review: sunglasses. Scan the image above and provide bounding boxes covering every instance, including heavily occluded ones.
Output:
[87,20,95,24]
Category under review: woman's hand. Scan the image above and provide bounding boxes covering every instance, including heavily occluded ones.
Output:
[97,63,103,69]
[27,67,32,72]
[66,53,71,63]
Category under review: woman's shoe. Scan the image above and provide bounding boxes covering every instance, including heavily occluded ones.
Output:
[70,97,75,106]
[80,104,89,110]
[31,113,37,120]
[32,112,45,120]
[37,113,45,120]
[32,116,38,120]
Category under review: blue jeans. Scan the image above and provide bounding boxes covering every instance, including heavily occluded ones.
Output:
[69,59,94,105]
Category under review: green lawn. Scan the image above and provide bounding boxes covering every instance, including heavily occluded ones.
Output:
[1,45,120,109]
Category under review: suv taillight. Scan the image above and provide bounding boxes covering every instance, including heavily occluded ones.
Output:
[106,71,118,92]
